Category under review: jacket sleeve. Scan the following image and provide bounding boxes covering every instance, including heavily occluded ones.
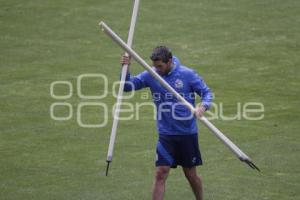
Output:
[123,71,148,91]
[190,71,213,110]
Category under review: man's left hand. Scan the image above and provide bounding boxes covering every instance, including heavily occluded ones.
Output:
[195,105,206,118]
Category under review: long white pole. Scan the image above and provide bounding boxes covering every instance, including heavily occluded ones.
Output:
[105,0,140,176]
[99,21,260,171]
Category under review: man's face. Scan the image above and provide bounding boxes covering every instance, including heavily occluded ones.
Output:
[153,59,172,76]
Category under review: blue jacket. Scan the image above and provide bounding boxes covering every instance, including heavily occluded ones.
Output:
[124,56,213,135]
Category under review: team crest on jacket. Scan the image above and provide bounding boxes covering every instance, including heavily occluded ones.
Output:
[175,79,184,89]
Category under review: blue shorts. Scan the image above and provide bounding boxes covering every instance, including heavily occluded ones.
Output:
[156,134,202,168]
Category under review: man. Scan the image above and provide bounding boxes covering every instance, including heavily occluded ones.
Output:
[121,46,213,200]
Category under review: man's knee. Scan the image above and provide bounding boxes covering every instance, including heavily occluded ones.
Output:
[183,168,200,182]
[155,166,170,182]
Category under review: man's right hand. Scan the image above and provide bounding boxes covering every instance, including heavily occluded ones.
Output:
[120,55,131,66]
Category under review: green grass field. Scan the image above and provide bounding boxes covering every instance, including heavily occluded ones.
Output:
[1,0,299,199]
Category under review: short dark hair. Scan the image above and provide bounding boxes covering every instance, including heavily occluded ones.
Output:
[150,46,172,63]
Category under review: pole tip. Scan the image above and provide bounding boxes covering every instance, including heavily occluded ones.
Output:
[99,21,105,31]
[105,160,111,176]
[244,159,261,172]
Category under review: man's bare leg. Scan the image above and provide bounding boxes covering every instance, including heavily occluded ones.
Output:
[183,167,203,200]
[152,166,170,200]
